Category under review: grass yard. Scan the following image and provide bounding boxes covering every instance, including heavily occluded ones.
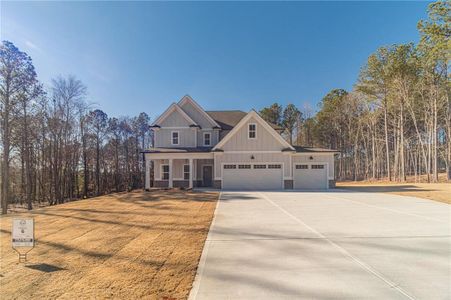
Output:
[337,182,451,204]
[0,190,218,299]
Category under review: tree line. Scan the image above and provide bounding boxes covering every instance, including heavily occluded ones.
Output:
[260,1,450,182]
[1,41,152,214]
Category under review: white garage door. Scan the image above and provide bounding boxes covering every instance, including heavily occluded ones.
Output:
[222,164,283,190]
[293,164,328,189]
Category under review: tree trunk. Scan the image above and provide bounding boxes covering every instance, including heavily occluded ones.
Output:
[383,100,391,181]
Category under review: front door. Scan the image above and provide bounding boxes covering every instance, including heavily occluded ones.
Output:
[202,165,213,187]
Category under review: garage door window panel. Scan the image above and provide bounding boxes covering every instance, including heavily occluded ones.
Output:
[268,164,282,169]
[312,164,325,169]
[296,165,309,169]
[238,164,251,169]
[253,164,267,169]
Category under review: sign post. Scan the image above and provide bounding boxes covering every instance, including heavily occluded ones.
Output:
[12,218,35,262]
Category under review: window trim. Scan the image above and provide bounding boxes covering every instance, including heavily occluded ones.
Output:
[161,164,169,180]
[248,123,257,139]
[183,164,190,180]
[203,132,211,146]
[171,131,179,145]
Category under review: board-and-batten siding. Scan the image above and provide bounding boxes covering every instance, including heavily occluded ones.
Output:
[154,128,196,148]
[197,130,219,147]
[179,102,213,128]
[214,153,291,179]
[159,109,191,127]
[220,116,285,151]
[292,154,335,179]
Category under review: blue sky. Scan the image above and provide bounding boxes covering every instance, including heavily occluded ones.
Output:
[1,1,429,120]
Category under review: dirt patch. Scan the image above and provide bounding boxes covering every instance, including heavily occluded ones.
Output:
[337,182,450,204]
[0,190,218,299]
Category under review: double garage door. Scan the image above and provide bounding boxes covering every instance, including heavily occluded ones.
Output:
[222,163,328,190]
[222,163,283,190]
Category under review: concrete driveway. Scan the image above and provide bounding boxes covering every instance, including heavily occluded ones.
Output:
[189,190,450,300]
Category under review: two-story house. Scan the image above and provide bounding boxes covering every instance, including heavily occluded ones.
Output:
[143,95,337,190]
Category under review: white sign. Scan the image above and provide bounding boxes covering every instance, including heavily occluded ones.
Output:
[12,218,34,247]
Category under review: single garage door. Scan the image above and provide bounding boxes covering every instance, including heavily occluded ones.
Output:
[293,164,328,189]
[222,163,283,190]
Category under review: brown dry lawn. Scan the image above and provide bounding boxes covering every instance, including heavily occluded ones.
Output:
[337,181,450,204]
[0,190,218,300]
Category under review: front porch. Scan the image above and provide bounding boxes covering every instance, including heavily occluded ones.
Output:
[144,151,217,189]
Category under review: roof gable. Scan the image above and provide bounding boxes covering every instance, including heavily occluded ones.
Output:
[151,103,197,127]
[213,110,294,151]
[178,95,220,128]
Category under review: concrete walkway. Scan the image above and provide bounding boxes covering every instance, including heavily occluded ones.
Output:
[189,190,450,300]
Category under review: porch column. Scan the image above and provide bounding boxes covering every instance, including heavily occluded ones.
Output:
[145,158,151,190]
[168,158,173,188]
[189,158,193,189]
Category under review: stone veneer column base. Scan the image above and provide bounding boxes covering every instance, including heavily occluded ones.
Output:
[284,180,293,189]
[213,180,222,189]
[173,180,189,188]
[328,180,336,188]
[154,181,169,188]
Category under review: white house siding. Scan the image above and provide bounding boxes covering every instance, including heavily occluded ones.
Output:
[159,109,192,127]
[173,159,188,179]
[214,152,291,179]
[179,101,213,128]
[292,154,335,179]
[220,116,285,151]
[197,130,219,147]
[154,128,196,148]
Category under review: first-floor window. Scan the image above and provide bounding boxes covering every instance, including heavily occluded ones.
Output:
[184,165,190,180]
[171,131,179,145]
[162,165,169,180]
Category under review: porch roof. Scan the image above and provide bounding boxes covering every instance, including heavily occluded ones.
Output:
[141,147,213,154]
[290,146,339,153]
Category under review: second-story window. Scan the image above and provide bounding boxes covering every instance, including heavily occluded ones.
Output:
[248,123,256,139]
[171,131,179,145]
[204,132,211,146]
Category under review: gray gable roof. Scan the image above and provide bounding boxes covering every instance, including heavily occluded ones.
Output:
[206,110,283,131]
[206,110,247,130]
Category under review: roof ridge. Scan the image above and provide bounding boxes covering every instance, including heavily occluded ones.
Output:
[206,110,246,112]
